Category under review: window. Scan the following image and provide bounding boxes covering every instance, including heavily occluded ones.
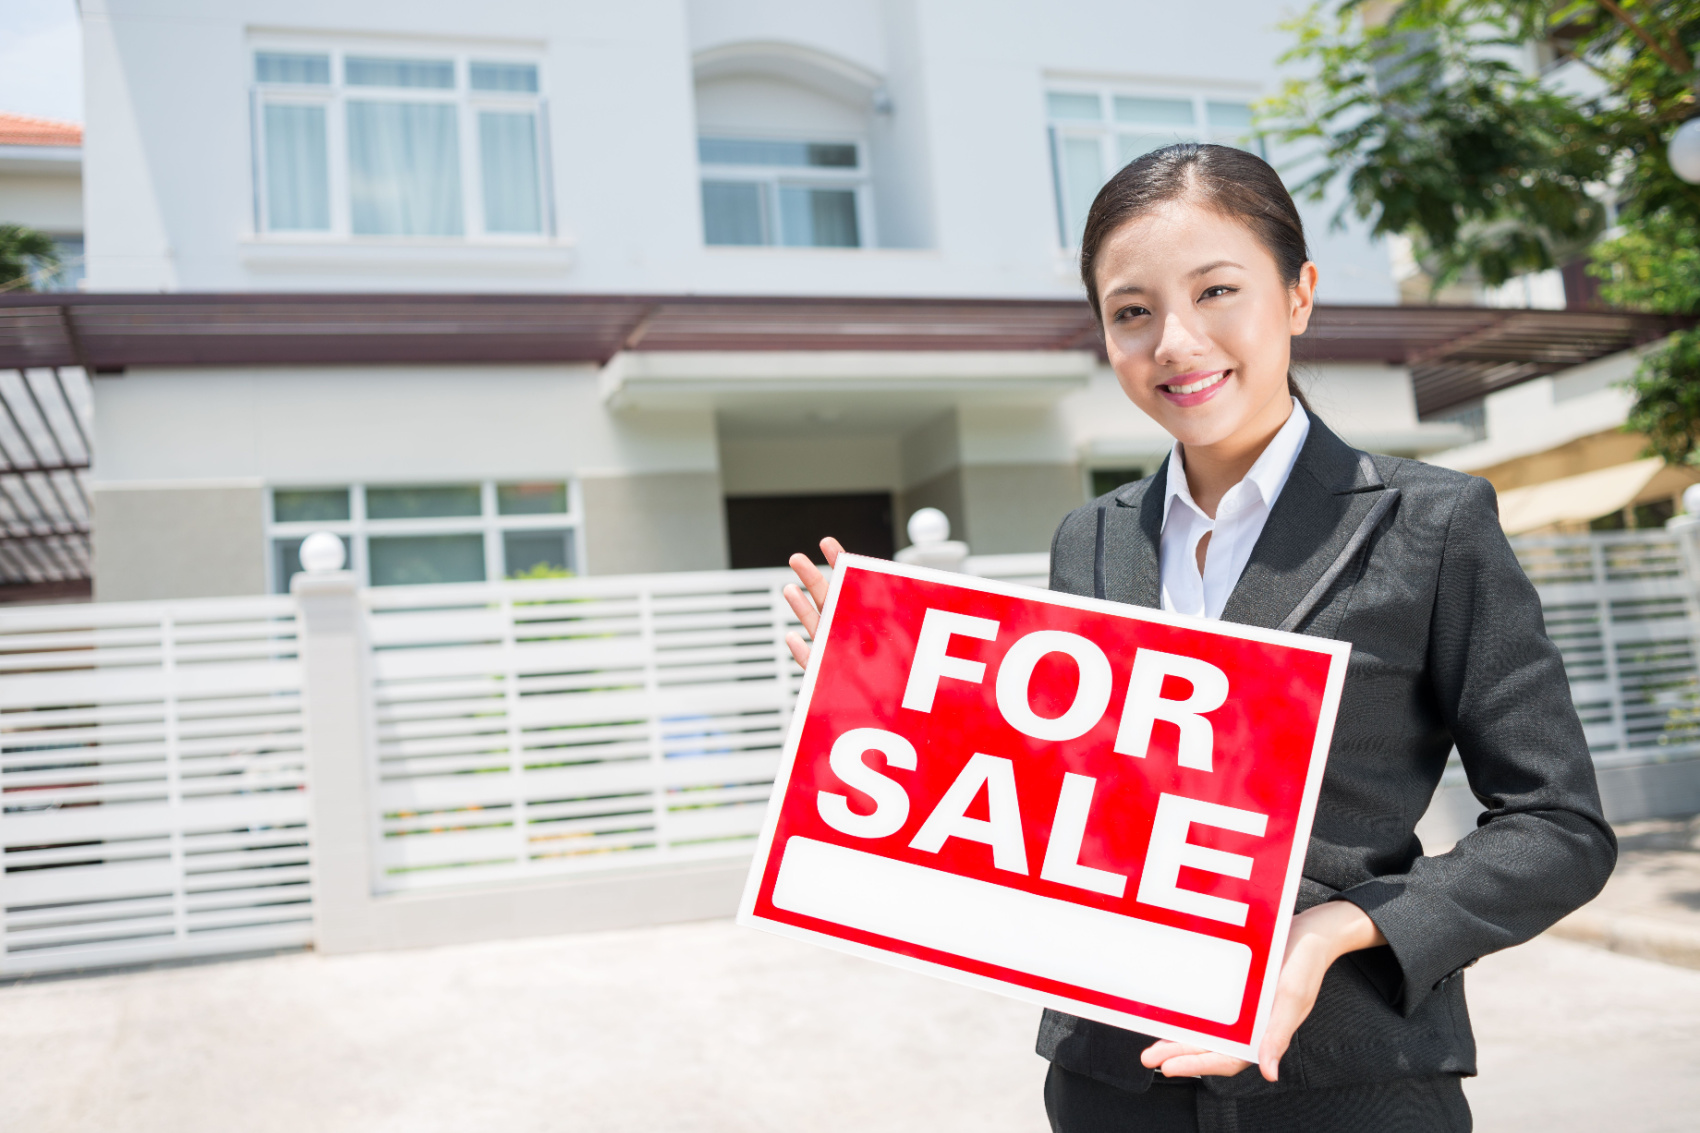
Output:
[252,46,551,240]
[266,481,581,593]
[699,136,868,248]
[1046,88,1264,247]
[1089,468,1146,498]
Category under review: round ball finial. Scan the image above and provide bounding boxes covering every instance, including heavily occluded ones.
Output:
[1683,483,1700,519]
[907,507,951,546]
[1670,118,1700,184]
[299,531,347,574]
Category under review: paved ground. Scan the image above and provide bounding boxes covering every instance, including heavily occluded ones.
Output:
[3,920,1700,1133]
[1550,815,1700,968]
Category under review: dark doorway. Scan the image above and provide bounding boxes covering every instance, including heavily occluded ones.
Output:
[725,493,895,569]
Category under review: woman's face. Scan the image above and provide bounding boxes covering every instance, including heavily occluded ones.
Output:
[1094,199,1317,451]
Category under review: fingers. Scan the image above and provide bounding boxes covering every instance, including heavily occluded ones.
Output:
[783,540,844,674]
[784,630,811,670]
[1254,940,1332,1082]
[1256,988,1311,1082]
[1139,1042,1249,1078]
[789,552,830,612]
[1157,1052,1250,1079]
[783,581,820,637]
[1140,1041,1200,1068]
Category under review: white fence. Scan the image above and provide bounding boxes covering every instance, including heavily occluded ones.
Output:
[2,538,1695,977]
[1510,530,1700,769]
[0,596,311,975]
[365,570,803,893]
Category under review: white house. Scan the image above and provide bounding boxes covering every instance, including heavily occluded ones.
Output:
[0,111,83,290]
[7,0,1669,601]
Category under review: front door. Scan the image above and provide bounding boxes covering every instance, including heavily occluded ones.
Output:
[724,492,896,569]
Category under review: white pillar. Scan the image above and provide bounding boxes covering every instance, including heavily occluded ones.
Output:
[895,506,970,572]
[288,535,753,955]
[292,566,381,953]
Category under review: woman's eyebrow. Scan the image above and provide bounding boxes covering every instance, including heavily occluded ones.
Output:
[1105,260,1246,298]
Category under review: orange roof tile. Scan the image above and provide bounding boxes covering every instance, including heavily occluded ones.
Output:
[0,112,82,148]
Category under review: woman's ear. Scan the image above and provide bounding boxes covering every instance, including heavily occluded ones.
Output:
[1288,261,1319,335]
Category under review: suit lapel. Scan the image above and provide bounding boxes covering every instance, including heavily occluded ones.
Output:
[1099,454,1166,608]
[1218,419,1387,633]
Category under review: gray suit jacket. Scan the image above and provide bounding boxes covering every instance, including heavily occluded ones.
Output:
[1035,416,1616,1099]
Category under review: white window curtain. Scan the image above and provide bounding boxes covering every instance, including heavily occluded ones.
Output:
[347,101,464,236]
[263,104,330,231]
[702,181,765,245]
[1058,136,1103,247]
[778,187,859,247]
[478,111,542,234]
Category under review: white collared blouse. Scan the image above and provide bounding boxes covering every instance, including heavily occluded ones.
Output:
[1159,398,1310,620]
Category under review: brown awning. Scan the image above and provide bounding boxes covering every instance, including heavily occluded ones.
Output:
[0,293,1685,417]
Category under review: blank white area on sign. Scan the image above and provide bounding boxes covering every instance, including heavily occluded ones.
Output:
[771,836,1252,1025]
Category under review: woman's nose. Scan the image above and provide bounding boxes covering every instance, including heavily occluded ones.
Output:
[1154,311,1207,366]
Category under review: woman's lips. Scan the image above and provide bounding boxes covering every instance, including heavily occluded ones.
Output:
[1157,369,1230,407]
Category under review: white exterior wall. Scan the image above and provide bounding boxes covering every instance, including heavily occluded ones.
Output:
[90,365,716,484]
[0,158,82,234]
[89,364,730,591]
[81,0,1397,302]
[1427,348,1644,474]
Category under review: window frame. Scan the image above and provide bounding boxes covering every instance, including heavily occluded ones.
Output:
[697,131,876,249]
[265,479,585,593]
[249,40,555,244]
[1044,83,1266,249]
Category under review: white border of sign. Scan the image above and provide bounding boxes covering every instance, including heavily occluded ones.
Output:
[738,553,1352,1064]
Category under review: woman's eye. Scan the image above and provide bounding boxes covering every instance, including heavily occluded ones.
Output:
[1200,285,1237,300]
[1114,305,1150,321]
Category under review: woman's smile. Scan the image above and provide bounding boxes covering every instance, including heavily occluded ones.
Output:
[1157,369,1230,406]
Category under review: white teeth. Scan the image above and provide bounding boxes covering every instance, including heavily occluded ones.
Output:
[1165,371,1226,395]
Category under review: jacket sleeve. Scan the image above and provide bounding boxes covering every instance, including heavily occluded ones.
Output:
[1338,475,1617,1015]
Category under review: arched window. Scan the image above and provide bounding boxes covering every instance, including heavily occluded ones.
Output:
[693,44,883,249]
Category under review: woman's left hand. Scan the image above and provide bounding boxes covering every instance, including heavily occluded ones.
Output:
[1140,900,1386,1083]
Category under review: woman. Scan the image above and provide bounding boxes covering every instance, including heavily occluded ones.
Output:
[782,144,1615,1132]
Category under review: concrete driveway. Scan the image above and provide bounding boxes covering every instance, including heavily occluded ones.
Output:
[1,923,1697,1132]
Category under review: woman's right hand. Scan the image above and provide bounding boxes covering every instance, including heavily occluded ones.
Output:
[782,537,845,669]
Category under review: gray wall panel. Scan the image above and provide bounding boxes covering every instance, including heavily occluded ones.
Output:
[581,471,728,575]
[92,486,266,601]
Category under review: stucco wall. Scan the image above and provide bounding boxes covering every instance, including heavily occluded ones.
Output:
[959,463,1082,554]
[92,484,266,601]
[580,471,728,575]
[91,365,716,485]
[0,171,82,232]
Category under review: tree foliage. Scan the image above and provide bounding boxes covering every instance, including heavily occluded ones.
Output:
[1624,327,1700,462]
[0,225,60,293]
[1270,1,1700,465]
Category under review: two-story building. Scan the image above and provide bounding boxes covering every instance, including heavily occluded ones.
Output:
[3,0,1673,601]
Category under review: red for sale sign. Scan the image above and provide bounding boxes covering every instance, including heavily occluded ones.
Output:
[739,555,1351,1060]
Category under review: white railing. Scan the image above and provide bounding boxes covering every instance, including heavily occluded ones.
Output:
[1512,530,1700,770]
[363,570,804,893]
[0,595,311,976]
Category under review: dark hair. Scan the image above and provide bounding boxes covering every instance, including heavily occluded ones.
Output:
[1079,142,1313,412]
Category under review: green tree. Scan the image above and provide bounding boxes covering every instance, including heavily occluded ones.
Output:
[1268,1,1700,464]
[0,225,61,293]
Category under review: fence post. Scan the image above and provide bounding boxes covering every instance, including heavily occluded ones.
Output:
[1671,512,1700,600]
[292,547,381,953]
